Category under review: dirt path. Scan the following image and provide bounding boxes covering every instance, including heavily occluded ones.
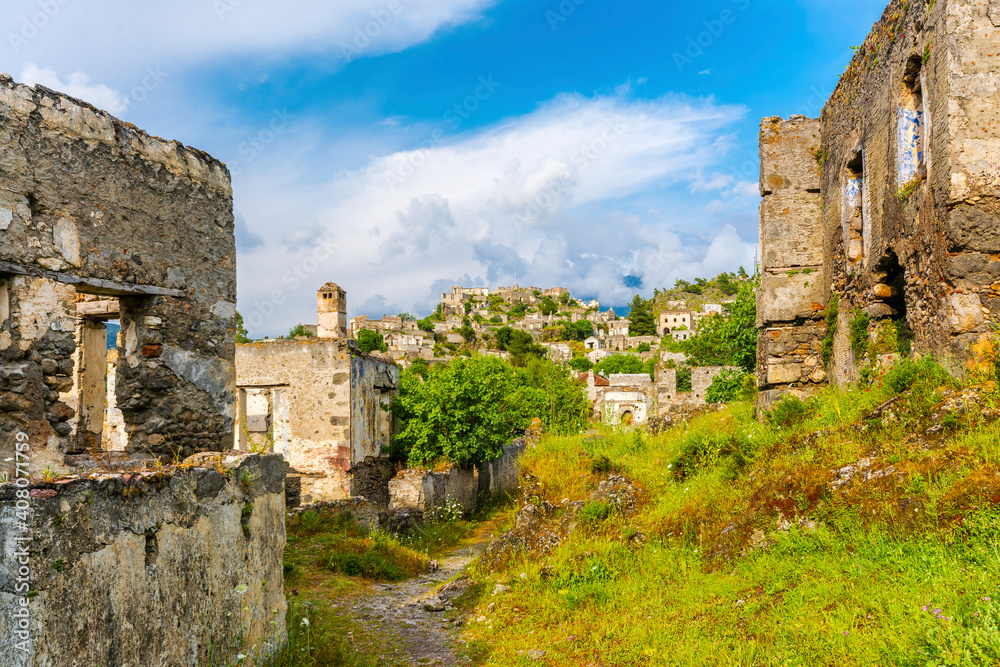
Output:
[330,531,492,666]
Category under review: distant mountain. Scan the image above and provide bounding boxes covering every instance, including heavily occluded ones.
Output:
[106,322,121,351]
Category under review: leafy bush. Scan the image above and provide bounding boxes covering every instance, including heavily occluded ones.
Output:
[849,310,870,358]
[682,276,758,371]
[357,329,387,353]
[636,342,651,353]
[568,357,593,372]
[390,356,546,467]
[518,358,590,435]
[668,427,758,481]
[593,354,644,377]
[677,365,692,393]
[883,355,952,394]
[766,395,815,429]
[579,500,611,523]
[287,323,314,339]
[705,368,755,404]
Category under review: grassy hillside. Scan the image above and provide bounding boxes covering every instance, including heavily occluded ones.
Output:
[460,355,1000,665]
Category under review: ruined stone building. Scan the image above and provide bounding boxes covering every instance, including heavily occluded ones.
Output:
[757,0,1000,407]
[236,284,399,504]
[350,313,415,338]
[0,76,285,665]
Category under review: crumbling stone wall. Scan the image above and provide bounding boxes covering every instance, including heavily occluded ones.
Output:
[756,116,827,410]
[0,453,287,666]
[235,340,398,503]
[759,0,1000,402]
[0,76,237,468]
[236,339,353,501]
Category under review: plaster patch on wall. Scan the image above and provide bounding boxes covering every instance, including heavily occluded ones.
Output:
[0,208,11,231]
[210,300,237,320]
[124,321,139,368]
[162,345,237,422]
[53,217,81,267]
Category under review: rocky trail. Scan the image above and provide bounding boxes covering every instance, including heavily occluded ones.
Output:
[330,535,491,666]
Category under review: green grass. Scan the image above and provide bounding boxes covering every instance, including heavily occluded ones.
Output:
[460,358,1000,665]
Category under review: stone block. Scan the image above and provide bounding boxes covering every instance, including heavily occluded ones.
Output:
[757,272,826,326]
[759,116,822,195]
[759,191,823,270]
[948,203,1000,254]
[948,292,985,333]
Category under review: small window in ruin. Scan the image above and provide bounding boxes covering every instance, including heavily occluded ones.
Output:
[897,56,926,188]
[843,150,865,267]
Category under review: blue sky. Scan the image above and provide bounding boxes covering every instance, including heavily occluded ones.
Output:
[0,0,887,336]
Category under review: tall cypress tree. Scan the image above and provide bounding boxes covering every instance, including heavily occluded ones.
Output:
[627,294,656,336]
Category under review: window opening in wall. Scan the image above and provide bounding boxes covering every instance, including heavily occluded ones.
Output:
[75,295,124,453]
[898,56,926,188]
[237,386,289,455]
[843,149,865,267]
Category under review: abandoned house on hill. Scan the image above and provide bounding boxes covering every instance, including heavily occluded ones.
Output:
[757,0,1000,408]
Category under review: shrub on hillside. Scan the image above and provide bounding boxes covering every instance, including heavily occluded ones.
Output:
[390,356,586,467]
[705,368,756,404]
[883,355,953,394]
[766,395,815,429]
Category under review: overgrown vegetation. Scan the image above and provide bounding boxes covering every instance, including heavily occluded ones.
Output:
[390,355,587,467]
[681,274,758,371]
[460,342,1000,665]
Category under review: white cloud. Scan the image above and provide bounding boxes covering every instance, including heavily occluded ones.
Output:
[18,64,129,115]
[233,92,760,335]
[1,0,498,78]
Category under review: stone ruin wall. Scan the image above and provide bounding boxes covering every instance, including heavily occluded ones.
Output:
[0,453,287,666]
[235,339,398,505]
[821,0,978,376]
[757,0,1000,404]
[236,339,353,502]
[0,76,237,469]
[756,116,827,411]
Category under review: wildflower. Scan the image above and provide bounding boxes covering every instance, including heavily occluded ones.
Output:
[300,617,310,627]
[235,584,248,595]
[985,597,992,601]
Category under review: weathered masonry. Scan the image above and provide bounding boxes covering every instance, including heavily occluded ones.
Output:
[0,453,287,665]
[236,285,398,504]
[0,78,282,666]
[758,0,1000,405]
[0,75,238,473]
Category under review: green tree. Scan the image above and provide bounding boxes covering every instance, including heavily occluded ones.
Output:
[539,296,559,316]
[417,317,436,333]
[627,295,656,336]
[398,312,417,321]
[287,323,314,339]
[683,276,758,371]
[568,357,593,373]
[235,311,251,344]
[593,353,645,377]
[518,358,589,435]
[495,326,546,365]
[389,357,548,467]
[459,325,476,343]
[558,291,571,306]
[357,329,388,354]
[705,368,756,404]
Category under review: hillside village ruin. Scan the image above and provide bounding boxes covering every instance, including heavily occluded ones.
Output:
[1,0,999,663]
